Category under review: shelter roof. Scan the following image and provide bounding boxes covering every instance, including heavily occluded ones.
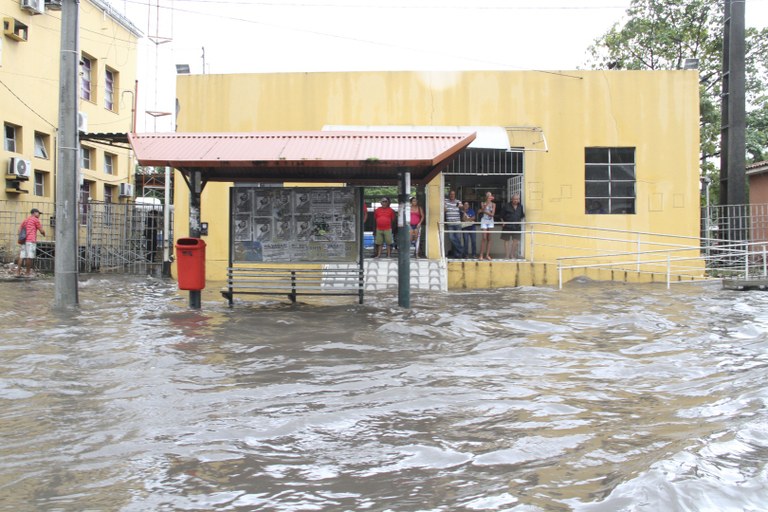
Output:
[323,125,509,149]
[127,131,476,185]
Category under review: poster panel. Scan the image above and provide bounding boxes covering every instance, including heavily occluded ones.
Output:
[232,186,359,263]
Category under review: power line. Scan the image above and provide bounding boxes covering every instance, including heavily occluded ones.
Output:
[0,79,57,129]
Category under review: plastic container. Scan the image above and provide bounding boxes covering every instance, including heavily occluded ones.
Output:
[175,238,206,290]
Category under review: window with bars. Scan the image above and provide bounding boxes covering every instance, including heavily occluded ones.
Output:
[444,148,523,175]
[585,147,636,214]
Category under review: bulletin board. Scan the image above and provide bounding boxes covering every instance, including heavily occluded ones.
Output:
[230,186,359,263]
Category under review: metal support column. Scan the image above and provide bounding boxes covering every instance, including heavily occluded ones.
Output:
[162,166,172,277]
[358,187,365,304]
[188,170,202,309]
[397,172,411,308]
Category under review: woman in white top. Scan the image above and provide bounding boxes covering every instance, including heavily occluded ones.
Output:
[479,192,496,260]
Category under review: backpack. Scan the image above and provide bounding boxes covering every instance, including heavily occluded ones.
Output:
[18,224,27,244]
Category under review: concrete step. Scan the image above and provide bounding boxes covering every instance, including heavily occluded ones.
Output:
[363,258,445,291]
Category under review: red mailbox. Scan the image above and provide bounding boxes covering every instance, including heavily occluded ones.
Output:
[175,238,206,290]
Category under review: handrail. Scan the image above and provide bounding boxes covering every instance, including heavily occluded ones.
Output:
[436,218,767,289]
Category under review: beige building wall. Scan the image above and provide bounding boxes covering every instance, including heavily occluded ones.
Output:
[173,70,701,283]
[1,0,139,208]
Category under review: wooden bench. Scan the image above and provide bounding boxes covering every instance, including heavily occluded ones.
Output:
[221,265,365,305]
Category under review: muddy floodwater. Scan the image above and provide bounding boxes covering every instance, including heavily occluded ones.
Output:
[1,276,767,511]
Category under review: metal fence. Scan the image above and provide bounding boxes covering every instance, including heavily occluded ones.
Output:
[1,199,173,275]
[701,203,768,249]
[3,198,766,280]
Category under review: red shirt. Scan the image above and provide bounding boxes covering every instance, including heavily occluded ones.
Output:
[374,206,396,231]
[20,216,42,243]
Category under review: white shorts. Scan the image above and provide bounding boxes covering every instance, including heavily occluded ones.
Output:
[480,217,494,230]
[20,242,37,259]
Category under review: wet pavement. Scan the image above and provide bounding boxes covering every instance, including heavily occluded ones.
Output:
[1,275,767,511]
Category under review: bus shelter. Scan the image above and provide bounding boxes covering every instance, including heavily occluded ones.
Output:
[128,131,476,308]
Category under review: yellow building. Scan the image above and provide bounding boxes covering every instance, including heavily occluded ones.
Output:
[172,70,702,288]
[1,0,139,208]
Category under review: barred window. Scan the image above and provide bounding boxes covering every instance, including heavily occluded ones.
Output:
[585,147,636,214]
[444,148,523,175]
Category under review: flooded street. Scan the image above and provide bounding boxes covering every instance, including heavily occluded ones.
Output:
[1,276,767,511]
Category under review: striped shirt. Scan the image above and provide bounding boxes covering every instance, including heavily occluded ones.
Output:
[20,216,42,243]
[445,198,462,223]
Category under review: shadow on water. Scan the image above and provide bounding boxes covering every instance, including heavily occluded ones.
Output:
[1,276,767,511]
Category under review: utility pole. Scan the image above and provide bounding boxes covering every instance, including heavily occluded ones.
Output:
[720,0,746,207]
[54,0,80,308]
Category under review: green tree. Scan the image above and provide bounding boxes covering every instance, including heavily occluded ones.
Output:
[586,0,768,203]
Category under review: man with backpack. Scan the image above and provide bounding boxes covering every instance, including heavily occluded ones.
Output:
[16,208,46,277]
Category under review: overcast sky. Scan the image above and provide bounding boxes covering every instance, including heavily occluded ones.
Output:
[114,0,768,132]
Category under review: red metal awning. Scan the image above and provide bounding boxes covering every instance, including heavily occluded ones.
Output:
[128,131,476,185]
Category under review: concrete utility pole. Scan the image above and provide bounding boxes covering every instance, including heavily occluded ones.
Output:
[54,0,80,308]
[720,0,747,208]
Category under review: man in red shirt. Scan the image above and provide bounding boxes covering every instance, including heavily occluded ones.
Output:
[373,197,397,258]
[16,208,46,277]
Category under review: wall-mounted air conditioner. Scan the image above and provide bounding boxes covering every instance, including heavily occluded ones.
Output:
[119,183,134,197]
[8,157,31,178]
[77,112,88,132]
[20,0,44,15]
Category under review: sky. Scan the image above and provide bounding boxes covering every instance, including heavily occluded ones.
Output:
[113,0,768,132]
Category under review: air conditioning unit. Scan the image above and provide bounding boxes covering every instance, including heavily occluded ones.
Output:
[77,112,88,132]
[44,0,62,10]
[119,183,134,197]
[20,0,44,15]
[8,157,32,178]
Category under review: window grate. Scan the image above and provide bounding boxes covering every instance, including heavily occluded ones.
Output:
[444,148,523,175]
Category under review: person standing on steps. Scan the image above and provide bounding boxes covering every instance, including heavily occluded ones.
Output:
[461,201,477,259]
[16,208,46,277]
[373,197,397,258]
[478,192,496,260]
[500,193,525,259]
[444,190,464,258]
[409,196,425,258]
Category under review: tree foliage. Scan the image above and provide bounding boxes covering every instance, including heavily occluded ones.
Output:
[586,0,768,202]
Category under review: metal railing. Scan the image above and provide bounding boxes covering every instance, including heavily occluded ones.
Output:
[439,213,766,289]
[1,199,173,275]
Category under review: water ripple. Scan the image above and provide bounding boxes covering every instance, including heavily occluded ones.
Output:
[0,277,766,511]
